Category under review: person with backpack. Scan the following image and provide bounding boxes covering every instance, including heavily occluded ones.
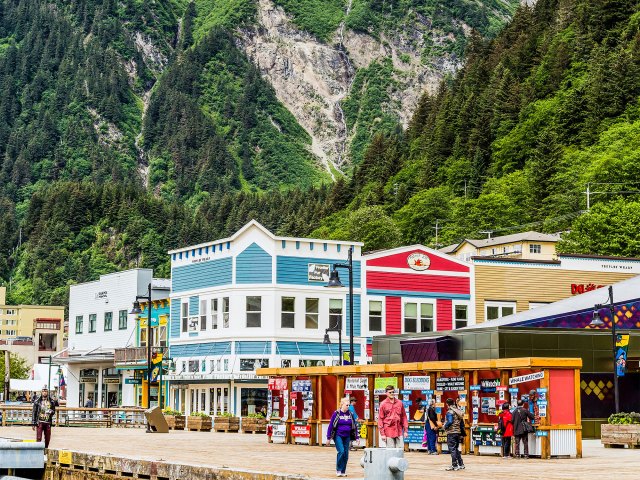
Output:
[497,403,514,458]
[512,400,535,458]
[443,397,466,471]
[327,397,359,477]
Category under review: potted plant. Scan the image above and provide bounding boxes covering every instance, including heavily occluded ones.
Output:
[242,413,267,433]
[162,408,185,430]
[601,412,640,448]
[187,411,212,432]
[214,412,240,432]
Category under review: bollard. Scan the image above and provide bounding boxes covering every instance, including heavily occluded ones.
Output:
[360,448,408,480]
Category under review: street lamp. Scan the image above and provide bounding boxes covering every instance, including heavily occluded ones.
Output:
[590,285,619,413]
[326,246,354,366]
[130,283,153,433]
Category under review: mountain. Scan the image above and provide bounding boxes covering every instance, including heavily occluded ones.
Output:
[0,0,523,304]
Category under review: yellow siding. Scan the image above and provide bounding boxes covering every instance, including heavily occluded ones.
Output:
[474,265,637,324]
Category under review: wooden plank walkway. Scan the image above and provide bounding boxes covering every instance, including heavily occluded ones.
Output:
[1,426,637,479]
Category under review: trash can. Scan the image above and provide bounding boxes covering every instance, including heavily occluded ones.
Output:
[360,448,408,480]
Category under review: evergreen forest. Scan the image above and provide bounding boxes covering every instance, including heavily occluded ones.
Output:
[2,0,640,306]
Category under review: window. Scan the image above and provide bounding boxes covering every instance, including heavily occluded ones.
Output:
[200,299,207,331]
[210,360,216,372]
[246,296,262,328]
[75,315,83,334]
[300,359,325,367]
[216,359,221,371]
[140,328,148,347]
[281,359,292,368]
[454,305,468,329]
[181,303,189,332]
[104,312,112,331]
[369,301,383,332]
[188,360,199,373]
[404,303,417,332]
[281,297,295,328]
[223,359,229,371]
[201,360,206,372]
[211,299,218,330]
[240,358,269,371]
[118,310,128,330]
[306,298,319,329]
[157,325,167,347]
[485,301,516,320]
[222,297,229,328]
[329,299,343,332]
[529,244,541,254]
[88,314,97,333]
[181,361,186,373]
[403,302,434,333]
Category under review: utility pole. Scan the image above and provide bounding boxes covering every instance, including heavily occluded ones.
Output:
[432,220,441,248]
[585,183,591,211]
[4,350,10,402]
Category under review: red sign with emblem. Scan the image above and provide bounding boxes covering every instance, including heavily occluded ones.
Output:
[291,425,311,437]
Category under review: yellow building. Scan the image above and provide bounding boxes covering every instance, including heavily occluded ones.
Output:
[441,231,560,262]
[0,286,66,364]
[472,254,640,324]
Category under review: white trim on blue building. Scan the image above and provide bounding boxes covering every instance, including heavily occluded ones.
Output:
[166,221,364,416]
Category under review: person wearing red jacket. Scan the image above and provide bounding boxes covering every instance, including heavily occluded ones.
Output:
[498,403,514,458]
[377,385,408,448]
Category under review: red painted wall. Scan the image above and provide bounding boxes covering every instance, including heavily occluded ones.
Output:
[437,299,453,330]
[550,369,576,425]
[367,249,469,272]
[386,296,401,334]
[367,271,470,294]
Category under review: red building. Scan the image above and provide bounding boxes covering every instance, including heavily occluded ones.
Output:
[362,246,473,346]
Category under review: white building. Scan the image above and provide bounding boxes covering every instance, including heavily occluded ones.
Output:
[166,221,364,417]
[62,269,170,407]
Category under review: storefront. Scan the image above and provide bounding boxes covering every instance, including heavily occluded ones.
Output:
[258,357,583,459]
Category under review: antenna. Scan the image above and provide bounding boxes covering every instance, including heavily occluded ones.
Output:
[479,230,493,239]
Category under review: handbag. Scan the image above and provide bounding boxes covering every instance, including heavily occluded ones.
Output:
[457,412,467,437]
[521,410,534,433]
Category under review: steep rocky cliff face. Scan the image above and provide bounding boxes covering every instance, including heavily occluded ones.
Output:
[239,0,521,170]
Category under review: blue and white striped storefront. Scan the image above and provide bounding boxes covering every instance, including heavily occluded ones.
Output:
[166,221,364,417]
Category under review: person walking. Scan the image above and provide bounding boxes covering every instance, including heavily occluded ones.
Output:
[443,397,465,471]
[512,400,534,458]
[327,397,358,477]
[32,386,58,448]
[378,385,408,448]
[423,398,440,454]
[498,403,514,458]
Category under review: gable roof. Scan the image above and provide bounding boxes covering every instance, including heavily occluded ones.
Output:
[440,231,561,254]
[363,244,471,269]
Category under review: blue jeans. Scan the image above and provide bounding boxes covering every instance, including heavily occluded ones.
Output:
[334,435,351,473]
[426,426,437,452]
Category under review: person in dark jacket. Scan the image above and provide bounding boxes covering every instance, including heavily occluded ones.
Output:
[443,397,465,471]
[423,398,440,454]
[327,397,358,477]
[32,387,58,448]
[512,400,534,458]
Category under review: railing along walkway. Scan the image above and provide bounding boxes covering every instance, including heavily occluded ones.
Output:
[0,405,147,428]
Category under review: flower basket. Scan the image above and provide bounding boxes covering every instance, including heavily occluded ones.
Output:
[214,415,240,432]
[601,424,640,448]
[242,416,267,434]
[187,413,212,432]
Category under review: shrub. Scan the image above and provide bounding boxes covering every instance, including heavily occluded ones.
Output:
[162,408,183,416]
[189,411,211,417]
[246,412,265,418]
[608,412,640,424]
[216,412,235,417]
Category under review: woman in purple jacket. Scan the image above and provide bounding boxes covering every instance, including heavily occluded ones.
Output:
[326,397,358,477]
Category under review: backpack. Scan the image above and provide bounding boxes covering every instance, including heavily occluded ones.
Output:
[498,415,505,435]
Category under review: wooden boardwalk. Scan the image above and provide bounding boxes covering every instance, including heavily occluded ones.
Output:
[1,426,637,479]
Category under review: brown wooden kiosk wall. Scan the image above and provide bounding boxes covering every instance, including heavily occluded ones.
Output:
[258,357,582,459]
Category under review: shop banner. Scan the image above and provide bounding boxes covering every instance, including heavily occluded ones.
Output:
[345,377,368,390]
[404,376,431,390]
[374,377,398,395]
[268,378,287,390]
[292,380,312,392]
[435,376,465,391]
[509,371,544,385]
[291,425,311,437]
[480,379,500,392]
[272,424,286,437]
[616,334,630,377]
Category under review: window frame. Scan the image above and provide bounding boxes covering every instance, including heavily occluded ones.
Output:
[453,303,469,329]
[222,297,230,328]
[246,296,262,328]
[281,296,295,329]
[118,309,128,330]
[181,302,189,333]
[199,299,207,331]
[211,298,218,330]
[485,301,516,321]
[104,311,113,331]
[402,301,436,334]
[368,299,383,333]
[75,315,83,335]
[329,299,344,332]
[88,313,97,333]
[529,244,542,254]
[305,298,319,329]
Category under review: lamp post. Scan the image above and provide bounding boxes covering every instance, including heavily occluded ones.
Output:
[130,283,153,433]
[325,246,354,365]
[589,285,619,413]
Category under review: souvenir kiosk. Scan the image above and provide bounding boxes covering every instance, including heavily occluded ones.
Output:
[258,357,583,458]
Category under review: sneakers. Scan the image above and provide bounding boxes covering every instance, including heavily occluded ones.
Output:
[458,465,465,470]
[445,466,458,471]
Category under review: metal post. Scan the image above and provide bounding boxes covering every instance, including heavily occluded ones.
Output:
[47,355,52,395]
[348,246,354,366]
[609,286,619,413]
[146,283,152,432]
[3,350,10,402]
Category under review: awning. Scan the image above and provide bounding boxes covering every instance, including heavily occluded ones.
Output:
[399,336,459,362]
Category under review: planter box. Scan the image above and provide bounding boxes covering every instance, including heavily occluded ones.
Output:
[187,416,212,432]
[214,416,240,432]
[601,424,640,448]
[242,417,267,434]
[164,414,185,430]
